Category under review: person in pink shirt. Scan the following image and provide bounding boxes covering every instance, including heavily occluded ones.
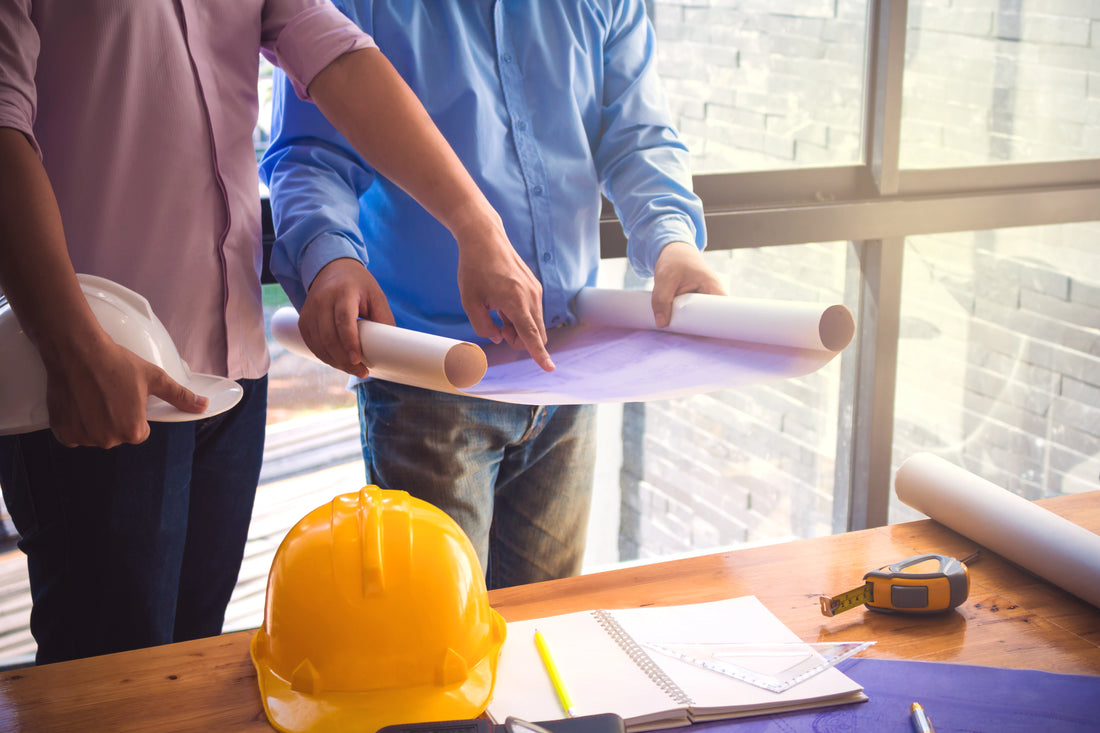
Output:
[0,0,548,664]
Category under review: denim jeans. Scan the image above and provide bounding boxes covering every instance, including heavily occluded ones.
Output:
[356,380,596,590]
[0,376,267,664]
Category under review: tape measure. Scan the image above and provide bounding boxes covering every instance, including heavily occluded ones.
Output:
[819,551,979,617]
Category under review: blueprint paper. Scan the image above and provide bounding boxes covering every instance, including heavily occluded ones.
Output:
[465,322,838,404]
[271,289,853,405]
[680,657,1100,733]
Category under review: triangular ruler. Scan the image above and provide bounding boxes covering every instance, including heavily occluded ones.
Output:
[644,640,875,693]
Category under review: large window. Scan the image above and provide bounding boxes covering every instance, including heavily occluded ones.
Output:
[615,0,1099,557]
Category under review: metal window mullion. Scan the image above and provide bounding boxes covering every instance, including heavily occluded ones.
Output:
[867,1,905,197]
[836,0,908,532]
[690,183,1100,248]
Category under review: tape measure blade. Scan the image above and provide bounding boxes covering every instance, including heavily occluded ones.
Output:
[822,582,873,616]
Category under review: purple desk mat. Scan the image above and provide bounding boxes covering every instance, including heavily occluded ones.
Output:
[682,657,1100,732]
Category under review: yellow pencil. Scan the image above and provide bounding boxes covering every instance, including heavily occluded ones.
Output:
[534,629,576,718]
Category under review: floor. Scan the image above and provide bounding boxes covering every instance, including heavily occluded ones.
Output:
[0,410,367,668]
[0,400,623,669]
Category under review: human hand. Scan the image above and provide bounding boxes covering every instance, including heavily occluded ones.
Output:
[43,332,208,449]
[299,258,395,378]
[454,217,555,372]
[651,241,728,328]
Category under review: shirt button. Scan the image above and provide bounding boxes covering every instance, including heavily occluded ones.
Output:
[502,54,513,63]
[533,185,543,195]
[542,252,552,263]
[516,120,527,131]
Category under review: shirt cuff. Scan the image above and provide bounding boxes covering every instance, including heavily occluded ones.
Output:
[299,232,368,293]
[269,5,377,101]
[630,215,703,278]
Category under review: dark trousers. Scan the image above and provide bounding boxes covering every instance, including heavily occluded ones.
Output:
[0,377,267,664]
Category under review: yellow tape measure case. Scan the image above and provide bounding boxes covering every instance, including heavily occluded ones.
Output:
[865,554,969,614]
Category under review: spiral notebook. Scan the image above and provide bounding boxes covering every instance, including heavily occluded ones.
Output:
[485,596,866,731]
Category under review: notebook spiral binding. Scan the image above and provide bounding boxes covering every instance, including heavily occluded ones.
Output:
[592,609,694,706]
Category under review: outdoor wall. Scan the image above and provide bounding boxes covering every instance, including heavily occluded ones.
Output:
[619,1,1100,561]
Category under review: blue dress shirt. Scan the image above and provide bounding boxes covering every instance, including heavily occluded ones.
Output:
[261,0,705,343]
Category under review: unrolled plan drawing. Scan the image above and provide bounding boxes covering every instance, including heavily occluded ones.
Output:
[271,288,856,405]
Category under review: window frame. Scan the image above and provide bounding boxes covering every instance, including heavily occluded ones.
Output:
[599,0,1100,530]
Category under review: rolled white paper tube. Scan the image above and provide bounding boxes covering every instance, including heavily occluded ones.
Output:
[894,452,1100,609]
[270,306,487,392]
[574,288,855,352]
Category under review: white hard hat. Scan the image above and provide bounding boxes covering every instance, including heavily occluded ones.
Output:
[0,274,243,436]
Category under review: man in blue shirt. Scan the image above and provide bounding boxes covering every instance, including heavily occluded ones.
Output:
[262,0,725,588]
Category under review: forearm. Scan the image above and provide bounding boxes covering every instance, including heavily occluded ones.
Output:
[307,47,501,242]
[0,128,102,360]
[304,47,553,370]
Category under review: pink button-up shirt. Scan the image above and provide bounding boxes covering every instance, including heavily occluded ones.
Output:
[0,0,375,379]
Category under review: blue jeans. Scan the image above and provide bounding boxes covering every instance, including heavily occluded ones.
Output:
[356,380,596,590]
[0,376,267,664]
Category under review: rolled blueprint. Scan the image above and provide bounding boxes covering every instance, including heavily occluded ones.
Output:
[574,288,855,352]
[271,289,854,404]
[270,307,487,392]
[894,452,1100,609]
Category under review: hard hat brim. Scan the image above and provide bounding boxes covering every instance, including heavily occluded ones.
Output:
[249,616,504,733]
[145,372,244,424]
[0,371,243,436]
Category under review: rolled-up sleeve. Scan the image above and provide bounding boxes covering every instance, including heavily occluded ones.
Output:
[0,0,40,154]
[260,1,376,101]
[595,0,705,278]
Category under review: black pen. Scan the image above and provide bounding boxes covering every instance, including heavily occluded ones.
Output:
[910,702,935,733]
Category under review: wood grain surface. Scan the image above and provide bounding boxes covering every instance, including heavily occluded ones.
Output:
[1,492,1096,732]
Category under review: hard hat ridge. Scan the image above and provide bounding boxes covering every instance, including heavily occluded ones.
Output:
[330,486,406,601]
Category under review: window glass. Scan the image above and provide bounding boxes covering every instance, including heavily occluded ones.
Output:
[255,56,274,166]
[262,284,356,427]
[256,59,354,426]
[890,221,1100,523]
[901,1,1100,167]
[653,0,868,173]
[615,243,849,561]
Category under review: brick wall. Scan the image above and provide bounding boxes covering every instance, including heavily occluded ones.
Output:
[902,0,1100,165]
[655,0,866,172]
[620,1,1100,561]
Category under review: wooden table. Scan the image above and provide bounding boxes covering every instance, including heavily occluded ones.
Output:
[1,492,1097,732]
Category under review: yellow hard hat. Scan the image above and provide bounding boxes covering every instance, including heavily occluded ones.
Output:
[250,486,506,733]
